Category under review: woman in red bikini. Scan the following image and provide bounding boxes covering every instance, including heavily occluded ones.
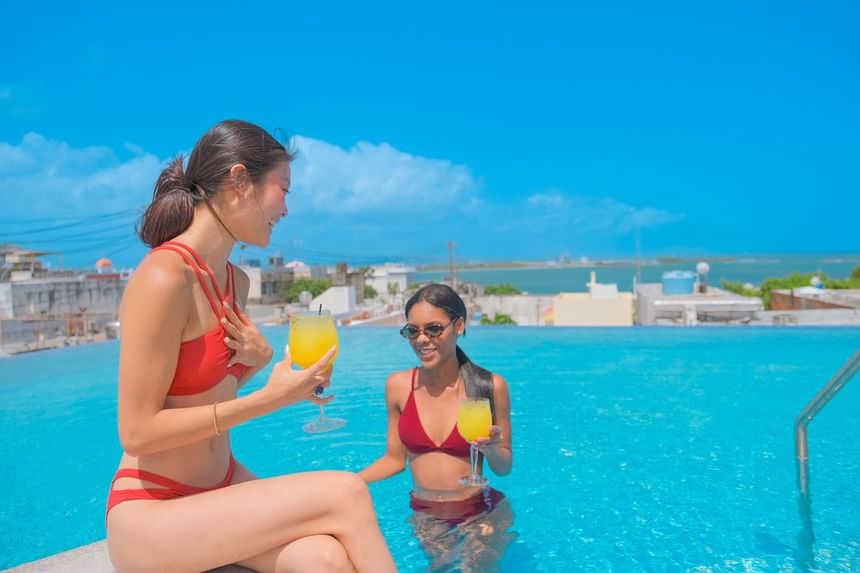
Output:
[359,283,515,571]
[106,120,395,573]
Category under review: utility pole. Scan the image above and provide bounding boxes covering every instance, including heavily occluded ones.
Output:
[447,241,457,291]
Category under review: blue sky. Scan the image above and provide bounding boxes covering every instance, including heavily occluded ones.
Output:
[1,0,858,269]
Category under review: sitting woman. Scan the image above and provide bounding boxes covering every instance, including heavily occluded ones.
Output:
[106,120,395,573]
[359,283,515,572]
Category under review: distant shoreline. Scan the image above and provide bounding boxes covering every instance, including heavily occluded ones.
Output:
[416,253,860,273]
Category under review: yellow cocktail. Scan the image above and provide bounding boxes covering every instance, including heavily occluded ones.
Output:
[457,398,492,487]
[457,399,492,442]
[288,311,339,368]
[288,310,346,433]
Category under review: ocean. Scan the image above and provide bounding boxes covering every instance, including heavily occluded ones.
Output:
[414,253,860,294]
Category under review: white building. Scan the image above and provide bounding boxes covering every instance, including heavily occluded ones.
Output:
[636,283,764,325]
[366,263,416,296]
[474,294,555,326]
[311,286,357,319]
[0,274,128,319]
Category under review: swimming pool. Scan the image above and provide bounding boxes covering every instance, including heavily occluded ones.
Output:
[2,326,859,571]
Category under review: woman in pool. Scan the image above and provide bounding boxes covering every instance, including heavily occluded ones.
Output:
[359,283,515,571]
[106,120,396,573]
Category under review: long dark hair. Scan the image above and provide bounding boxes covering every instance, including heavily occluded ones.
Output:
[139,120,293,247]
[405,283,496,419]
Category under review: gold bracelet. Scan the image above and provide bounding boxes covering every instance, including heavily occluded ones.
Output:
[213,401,222,436]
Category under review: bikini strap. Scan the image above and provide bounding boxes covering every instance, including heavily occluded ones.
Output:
[161,241,229,305]
[111,468,203,495]
[411,367,419,392]
[150,244,222,317]
[111,456,236,493]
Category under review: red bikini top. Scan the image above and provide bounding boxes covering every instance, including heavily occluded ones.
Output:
[397,368,472,458]
[149,241,249,396]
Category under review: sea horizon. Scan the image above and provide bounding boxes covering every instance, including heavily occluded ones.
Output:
[414,252,860,295]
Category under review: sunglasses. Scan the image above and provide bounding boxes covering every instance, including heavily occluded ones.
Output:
[399,318,460,340]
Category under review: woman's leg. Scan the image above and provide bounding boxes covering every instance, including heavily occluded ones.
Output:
[238,535,354,573]
[107,470,395,573]
[408,498,517,573]
[229,462,354,573]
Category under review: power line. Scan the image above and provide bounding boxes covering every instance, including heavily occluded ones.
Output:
[0,210,142,239]
[0,206,143,226]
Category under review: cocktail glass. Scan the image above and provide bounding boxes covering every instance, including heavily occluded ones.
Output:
[288,310,346,433]
[457,398,492,487]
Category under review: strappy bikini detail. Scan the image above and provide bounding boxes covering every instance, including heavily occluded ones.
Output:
[149,241,249,396]
[106,456,236,518]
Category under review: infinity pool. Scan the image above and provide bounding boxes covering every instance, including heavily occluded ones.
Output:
[1,327,859,571]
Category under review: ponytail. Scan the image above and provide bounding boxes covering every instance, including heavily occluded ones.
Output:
[138,155,196,247]
[456,345,496,421]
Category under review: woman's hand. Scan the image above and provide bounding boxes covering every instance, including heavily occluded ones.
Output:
[473,425,504,455]
[263,345,337,408]
[221,302,273,368]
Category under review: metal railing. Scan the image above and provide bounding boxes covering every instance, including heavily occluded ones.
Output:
[794,348,860,495]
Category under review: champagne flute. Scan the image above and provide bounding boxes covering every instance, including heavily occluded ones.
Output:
[288,309,347,433]
[457,398,492,487]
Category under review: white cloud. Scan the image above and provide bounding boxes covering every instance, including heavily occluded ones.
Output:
[0,133,161,215]
[0,133,683,263]
[527,190,565,206]
[522,190,683,234]
[290,136,482,215]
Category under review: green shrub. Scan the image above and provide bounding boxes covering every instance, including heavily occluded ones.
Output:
[824,277,860,289]
[283,278,331,303]
[724,268,860,310]
[483,284,521,296]
[720,279,761,297]
[480,313,517,325]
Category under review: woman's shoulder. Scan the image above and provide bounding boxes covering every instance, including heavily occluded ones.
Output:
[124,251,193,302]
[385,367,415,392]
[491,372,510,393]
[386,367,416,384]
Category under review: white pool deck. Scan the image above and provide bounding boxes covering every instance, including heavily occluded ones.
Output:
[2,541,255,573]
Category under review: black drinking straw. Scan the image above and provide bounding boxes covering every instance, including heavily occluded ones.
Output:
[318,304,322,315]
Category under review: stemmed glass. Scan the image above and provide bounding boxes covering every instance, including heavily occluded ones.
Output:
[288,309,347,433]
[457,398,493,487]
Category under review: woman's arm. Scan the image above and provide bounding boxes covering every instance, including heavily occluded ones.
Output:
[475,374,513,476]
[358,373,408,483]
[117,256,333,457]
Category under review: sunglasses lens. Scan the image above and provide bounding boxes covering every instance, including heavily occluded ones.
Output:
[424,325,444,337]
[400,326,419,339]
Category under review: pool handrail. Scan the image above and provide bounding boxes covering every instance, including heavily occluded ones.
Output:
[794,348,860,495]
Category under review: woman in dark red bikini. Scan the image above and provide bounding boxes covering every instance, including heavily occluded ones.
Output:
[106,120,395,573]
[359,284,515,572]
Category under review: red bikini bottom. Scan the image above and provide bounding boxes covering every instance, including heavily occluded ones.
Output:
[410,487,505,526]
[106,456,236,518]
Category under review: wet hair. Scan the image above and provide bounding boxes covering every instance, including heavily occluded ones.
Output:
[139,119,293,247]
[405,283,496,419]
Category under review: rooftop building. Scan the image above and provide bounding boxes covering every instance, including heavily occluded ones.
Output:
[636,282,764,325]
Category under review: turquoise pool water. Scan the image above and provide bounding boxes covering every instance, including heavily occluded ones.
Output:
[1,327,859,571]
